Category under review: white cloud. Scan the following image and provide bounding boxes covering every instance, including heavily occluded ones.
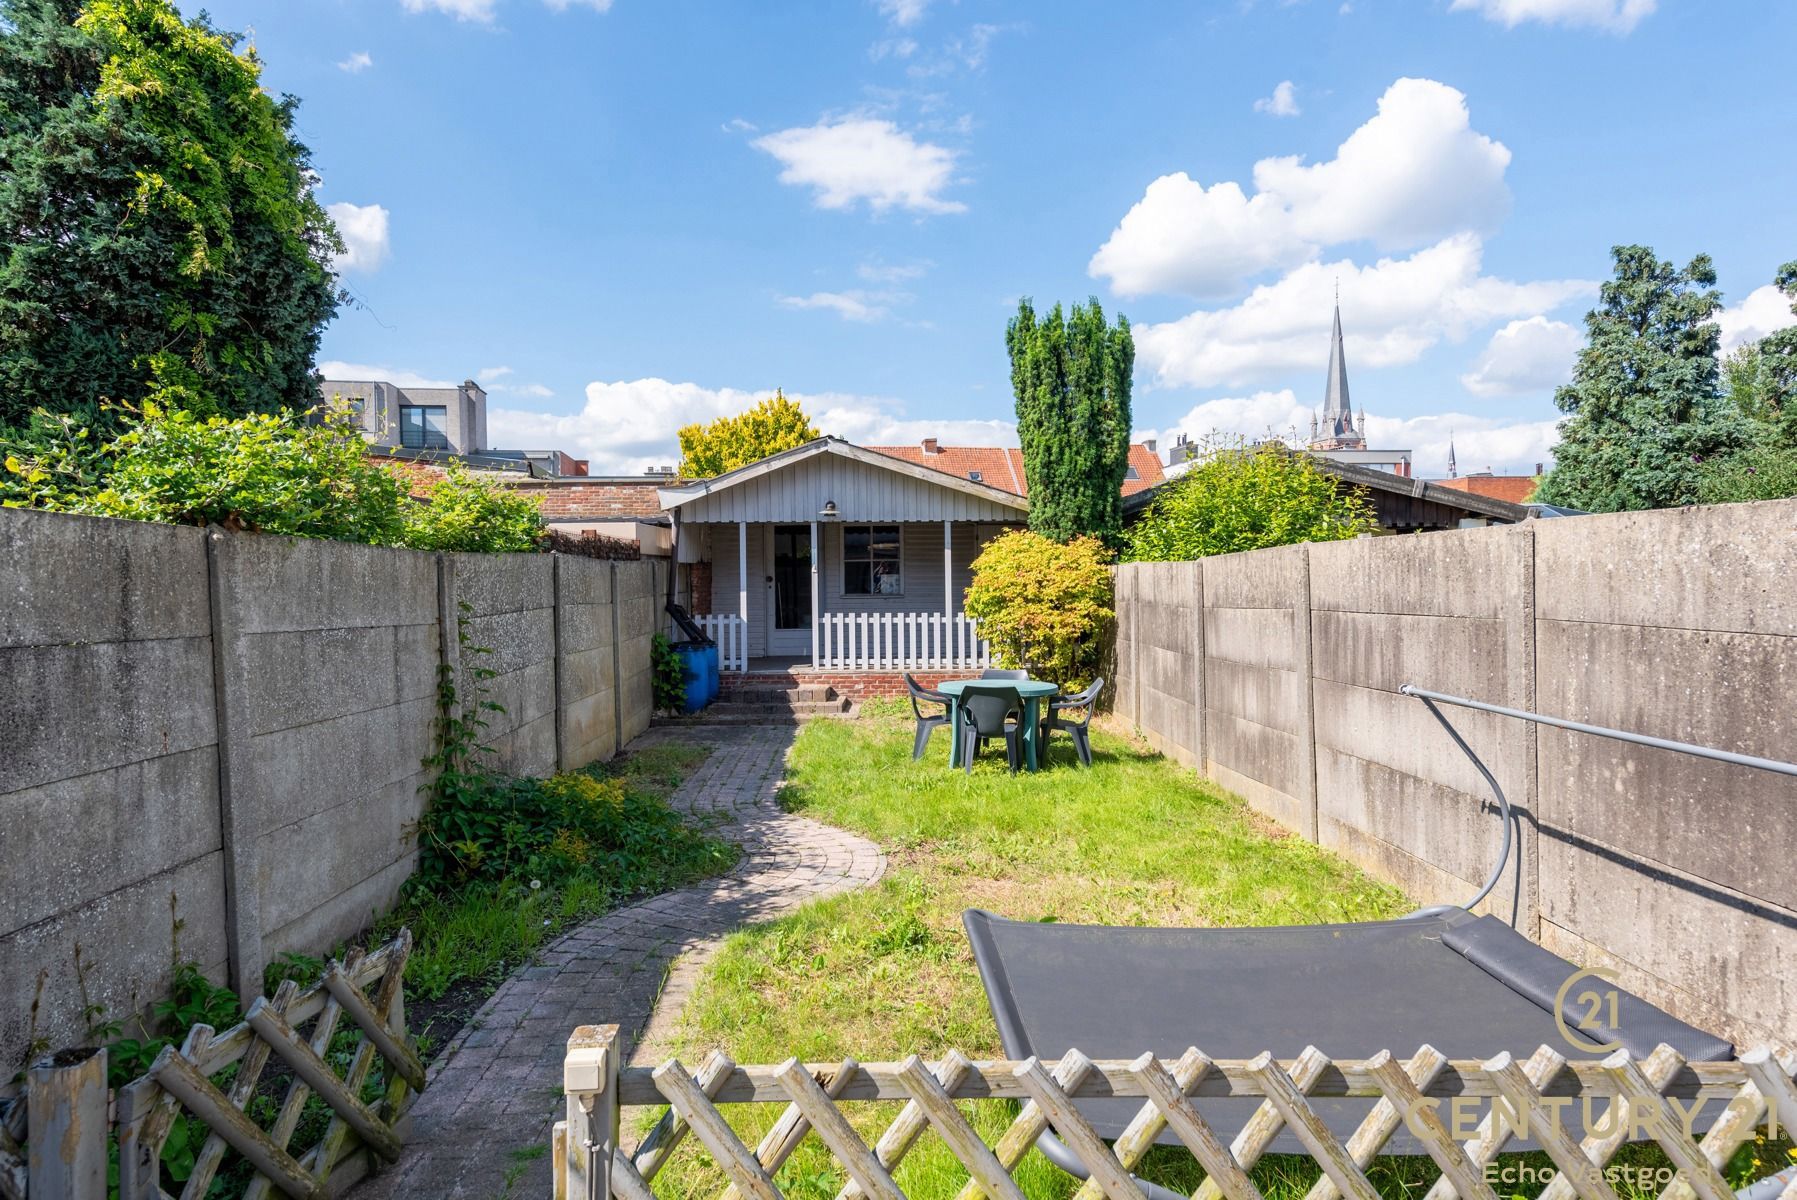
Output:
[399,0,496,21]
[858,259,931,283]
[1149,390,1559,478]
[1460,316,1583,397]
[875,0,931,27]
[544,0,614,10]
[1135,235,1594,389]
[1717,284,1797,355]
[753,118,965,215]
[1254,80,1300,117]
[478,366,514,382]
[1450,0,1655,34]
[337,51,373,73]
[1090,78,1511,298]
[487,378,1012,475]
[869,37,918,61]
[325,202,391,273]
[1087,174,1311,300]
[778,291,899,323]
[317,361,454,389]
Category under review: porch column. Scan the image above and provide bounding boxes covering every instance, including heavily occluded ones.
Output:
[943,519,953,619]
[737,520,748,670]
[810,519,820,669]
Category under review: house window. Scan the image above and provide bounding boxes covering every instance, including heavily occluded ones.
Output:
[968,470,983,482]
[1125,465,1140,480]
[842,525,901,595]
[400,405,449,449]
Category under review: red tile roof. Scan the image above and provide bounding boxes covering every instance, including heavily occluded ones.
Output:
[865,442,1165,497]
[1432,475,1539,504]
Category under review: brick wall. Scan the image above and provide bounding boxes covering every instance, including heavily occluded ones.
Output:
[719,670,989,702]
[518,481,665,519]
[689,560,712,615]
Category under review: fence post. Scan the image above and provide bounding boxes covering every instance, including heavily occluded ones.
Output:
[1294,546,1320,843]
[26,1047,108,1199]
[563,1024,620,1200]
[205,528,265,1003]
[552,554,568,772]
[609,562,624,759]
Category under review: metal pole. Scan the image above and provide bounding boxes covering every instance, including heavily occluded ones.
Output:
[1400,685,1797,778]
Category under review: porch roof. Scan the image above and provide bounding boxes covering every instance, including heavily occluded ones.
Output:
[656,437,1030,524]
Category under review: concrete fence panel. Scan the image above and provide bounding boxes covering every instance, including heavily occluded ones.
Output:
[0,512,230,1067]
[0,507,660,1070]
[1307,526,1537,927]
[1198,543,1316,836]
[1531,501,1797,1050]
[452,552,559,778]
[1112,497,1797,1049]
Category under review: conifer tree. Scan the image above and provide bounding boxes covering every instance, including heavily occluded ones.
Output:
[1007,298,1134,544]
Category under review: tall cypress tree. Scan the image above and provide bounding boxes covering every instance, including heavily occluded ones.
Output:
[1007,297,1134,544]
[1536,246,1749,512]
[0,0,341,433]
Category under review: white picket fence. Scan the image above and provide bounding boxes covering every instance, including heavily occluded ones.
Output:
[692,612,991,671]
[818,612,991,670]
[695,614,747,671]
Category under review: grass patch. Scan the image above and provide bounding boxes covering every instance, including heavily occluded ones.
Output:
[652,712,1787,1199]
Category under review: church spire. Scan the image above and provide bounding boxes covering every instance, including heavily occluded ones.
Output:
[1448,435,1458,478]
[1323,300,1351,430]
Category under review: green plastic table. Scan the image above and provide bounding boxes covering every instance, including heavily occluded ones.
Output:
[936,678,1060,771]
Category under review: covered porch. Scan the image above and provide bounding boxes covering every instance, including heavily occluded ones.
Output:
[657,438,1029,672]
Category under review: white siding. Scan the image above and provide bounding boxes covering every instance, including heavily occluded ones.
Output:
[673,451,1024,524]
[696,519,1021,660]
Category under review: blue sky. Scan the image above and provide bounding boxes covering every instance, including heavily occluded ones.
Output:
[183,0,1797,476]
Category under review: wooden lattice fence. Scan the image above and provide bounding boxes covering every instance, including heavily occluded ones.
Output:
[554,1025,1797,1200]
[109,930,421,1200]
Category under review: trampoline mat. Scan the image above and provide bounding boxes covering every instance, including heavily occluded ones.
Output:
[964,908,1733,1154]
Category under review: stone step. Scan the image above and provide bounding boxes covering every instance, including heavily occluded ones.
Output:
[721,684,838,704]
[653,701,858,727]
[705,698,852,718]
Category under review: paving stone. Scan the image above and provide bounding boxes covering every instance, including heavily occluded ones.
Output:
[350,724,884,1200]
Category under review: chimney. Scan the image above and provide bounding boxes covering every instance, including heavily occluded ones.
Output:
[1535,462,1544,476]
[1142,438,1157,453]
[921,437,940,455]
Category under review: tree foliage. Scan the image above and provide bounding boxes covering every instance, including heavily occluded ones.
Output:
[402,461,546,553]
[1007,298,1134,545]
[1722,262,1797,447]
[1535,246,1749,512]
[676,389,819,478]
[0,0,340,433]
[81,401,409,542]
[963,529,1112,690]
[1123,440,1376,561]
[1,401,553,551]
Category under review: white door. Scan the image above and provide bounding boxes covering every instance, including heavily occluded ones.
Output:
[765,524,813,657]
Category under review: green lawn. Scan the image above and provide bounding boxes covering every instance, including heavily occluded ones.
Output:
[655,706,1412,1199]
[649,706,1789,1200]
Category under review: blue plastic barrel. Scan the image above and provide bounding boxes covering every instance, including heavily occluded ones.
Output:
[673,643,708,714]
[701,643,720,703]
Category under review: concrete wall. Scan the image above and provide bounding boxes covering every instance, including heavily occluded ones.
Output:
[1112,499,1797,1051]
[0,507,660,1071]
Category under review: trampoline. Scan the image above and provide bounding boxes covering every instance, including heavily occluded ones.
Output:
[964,685,1796,1188]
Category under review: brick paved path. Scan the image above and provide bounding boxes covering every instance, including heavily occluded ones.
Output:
[354,724,885,1200]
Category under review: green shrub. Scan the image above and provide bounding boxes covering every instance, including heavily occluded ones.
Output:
[1123,438,1376,561]
[401,460,545,552]
[652,633,686,711]
[81,400,408,542]
[1697,443,1797,503]
[963,529,1112,689]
